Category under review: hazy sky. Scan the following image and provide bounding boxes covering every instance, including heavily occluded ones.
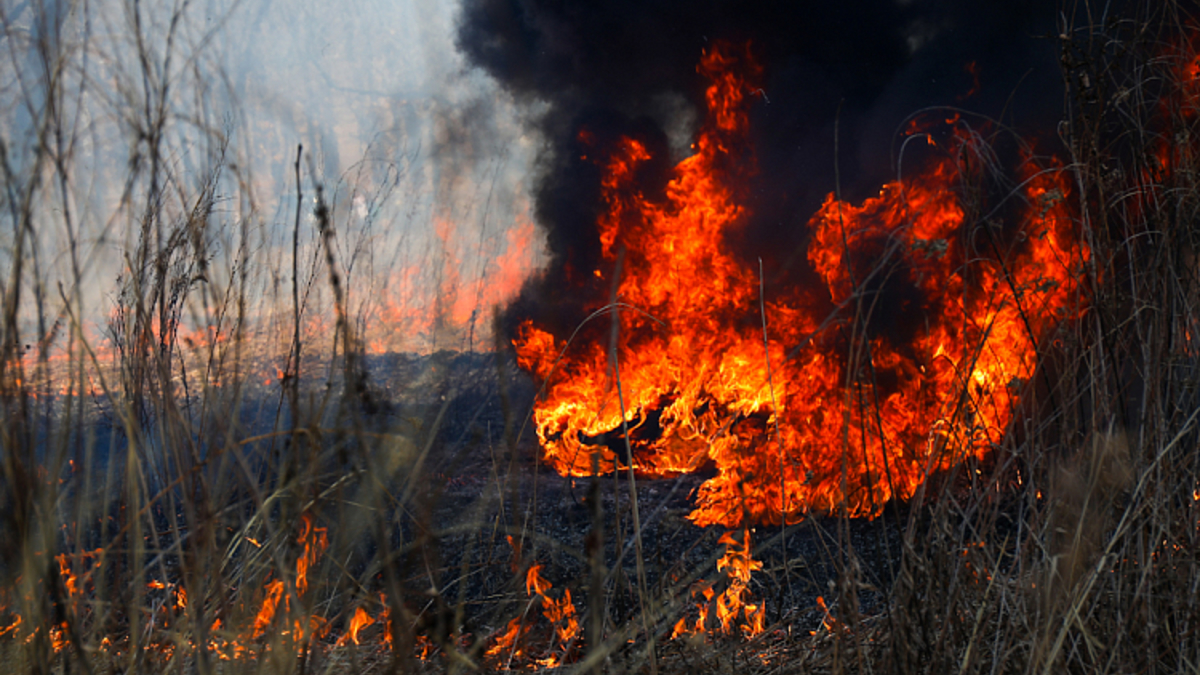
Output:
[2,0,543,353]
[222,0,543,351]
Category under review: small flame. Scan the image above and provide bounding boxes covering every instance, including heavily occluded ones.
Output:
[295,513,329,596]
[57,553,80,597]
[0,615,22,639]
[250,580,285,640]
[415,634,434,658]
[526,564,552,597]
[815,596,837,633]
[336,607,376,647]
[488,562,579,666]
[485,617,527,660]
[49,622,68,651]
[673,530,764,639]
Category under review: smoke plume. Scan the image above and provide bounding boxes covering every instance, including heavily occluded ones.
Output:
[456,0,1065,337]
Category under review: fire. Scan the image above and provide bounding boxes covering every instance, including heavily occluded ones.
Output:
[336,606,376,647]
[249,580,286,640]
[486,562,580,667]
[0,615,22,639]
[815,596,837,634]
[362,209,542,354]
[672,529,764,639]
[1,515,442,664]
[514,41,1089,527]
[247,512,329,641]
[715,531,764,637]
[295,512,328,596]
[485,617,528,661]
[527,565,579,648]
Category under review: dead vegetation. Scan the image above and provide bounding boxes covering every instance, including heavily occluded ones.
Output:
[3,2,1200,674]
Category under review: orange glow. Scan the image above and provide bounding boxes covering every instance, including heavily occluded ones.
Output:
[816,596,837,633]
[488,563,579,666]
[336,606,375,647]
[715,530,764,637]
[57,553,80,597]
[49,622,67,651]
[673,530,763,639]
[295,513,329,597]
[485,617,527,660]
[513,41,1089,527]
[958,61,981,101]
[361,206,541,354]
[0,615,21,639]
[250,580,285,640]
[415,634,434,658]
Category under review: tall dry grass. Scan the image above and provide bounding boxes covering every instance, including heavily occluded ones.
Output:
[802,5,1200,674]
[0,3,525,673]
[4,2,1200,675]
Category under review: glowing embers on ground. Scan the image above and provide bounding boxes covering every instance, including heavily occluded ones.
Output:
[0,514,422,664]
[513,41,1090,527]
[0,518,593,668]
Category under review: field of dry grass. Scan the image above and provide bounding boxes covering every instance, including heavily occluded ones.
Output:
[4,2,1200,674]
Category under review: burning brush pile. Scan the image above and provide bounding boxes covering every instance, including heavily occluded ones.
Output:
[7,1,1200,674]
[514,42,1088,528]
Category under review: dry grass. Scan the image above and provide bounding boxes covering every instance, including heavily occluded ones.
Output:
[4,2,1200,674]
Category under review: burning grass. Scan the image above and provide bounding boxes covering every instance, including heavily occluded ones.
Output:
[5,2,1200,674]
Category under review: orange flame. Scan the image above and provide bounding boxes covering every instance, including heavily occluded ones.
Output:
[415,633,434,658]
[295,513,328,596]
[336,606,375,647]
[0,615,22,639]
[49,622,67,651]
[514,41,1089,527]
[250,580,285,640]
[715,530,764,637]
[488,563,579,666]
[815,595,837,633]
[528,566,579,648]
[485,617,527,660]
[57,553,81,597]
[673,529,763,639]
[7,517,413,662]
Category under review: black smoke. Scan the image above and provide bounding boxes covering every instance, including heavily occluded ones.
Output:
[456,0,1069,340]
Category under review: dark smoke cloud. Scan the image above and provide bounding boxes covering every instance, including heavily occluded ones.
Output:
[456,0,1067,337]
